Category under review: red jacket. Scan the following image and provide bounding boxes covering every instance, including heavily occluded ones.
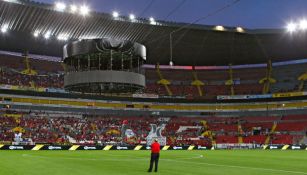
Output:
[151,142,160,153]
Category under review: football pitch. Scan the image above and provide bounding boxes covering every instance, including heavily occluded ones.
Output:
[1,150,307,175]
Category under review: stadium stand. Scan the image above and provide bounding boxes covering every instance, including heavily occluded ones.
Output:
[1,54,306,98]
[1,110,306,146]
[0,69,63,89]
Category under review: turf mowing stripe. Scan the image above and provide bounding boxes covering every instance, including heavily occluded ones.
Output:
[165,159,307,175]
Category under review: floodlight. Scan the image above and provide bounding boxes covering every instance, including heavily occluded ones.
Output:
[112,11,119,18]
[236,27,244,33]
[33,31,39,37]
[129,14,135,20]
[299,19,307,30]
[149,17,156,25]
[286,22,297,33]
[80,5,89,16]
[55,2,66,11]
[70,5,77,13]
[1,24,8,33]
[3,0,17,3]
[215,25,225,31]
[44,31,51,39]
[57,34,68,41]
[149,17,155,22]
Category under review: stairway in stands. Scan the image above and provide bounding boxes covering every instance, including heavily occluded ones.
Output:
[265,122,277,144]
[156,64,172,96]
[238,123,244,144]
[201,120,216,145]
[191,71,204,97]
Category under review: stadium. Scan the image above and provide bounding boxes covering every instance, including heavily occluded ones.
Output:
[0,0,307,175]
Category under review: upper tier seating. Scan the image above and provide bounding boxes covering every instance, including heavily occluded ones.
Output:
[0,54,306,98]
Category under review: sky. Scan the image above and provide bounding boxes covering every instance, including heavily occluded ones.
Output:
[37,0,307,29]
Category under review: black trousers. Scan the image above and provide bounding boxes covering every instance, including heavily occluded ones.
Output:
[148,153,160,172]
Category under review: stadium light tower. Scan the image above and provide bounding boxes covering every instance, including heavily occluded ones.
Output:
[286,22,297,33]
[112,11,119,18]
[55,2,66,11]
[80,5,89,16]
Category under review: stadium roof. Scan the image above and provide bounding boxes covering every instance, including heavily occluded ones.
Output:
[1,0,307,66]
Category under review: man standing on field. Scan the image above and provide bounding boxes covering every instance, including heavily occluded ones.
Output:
[148,139,160,172]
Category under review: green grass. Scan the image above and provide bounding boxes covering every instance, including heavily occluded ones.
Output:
[0,150,307,175]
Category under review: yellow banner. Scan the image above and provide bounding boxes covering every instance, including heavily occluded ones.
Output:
[103,145,113,151]
[187,146,195,151]
[3,114,22,118]
[69,145,80,151]
[281,145,290,150]
[273,92,304,98]
[32,145,44,151]
[162,146,170,151]
[134,145,143,150]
